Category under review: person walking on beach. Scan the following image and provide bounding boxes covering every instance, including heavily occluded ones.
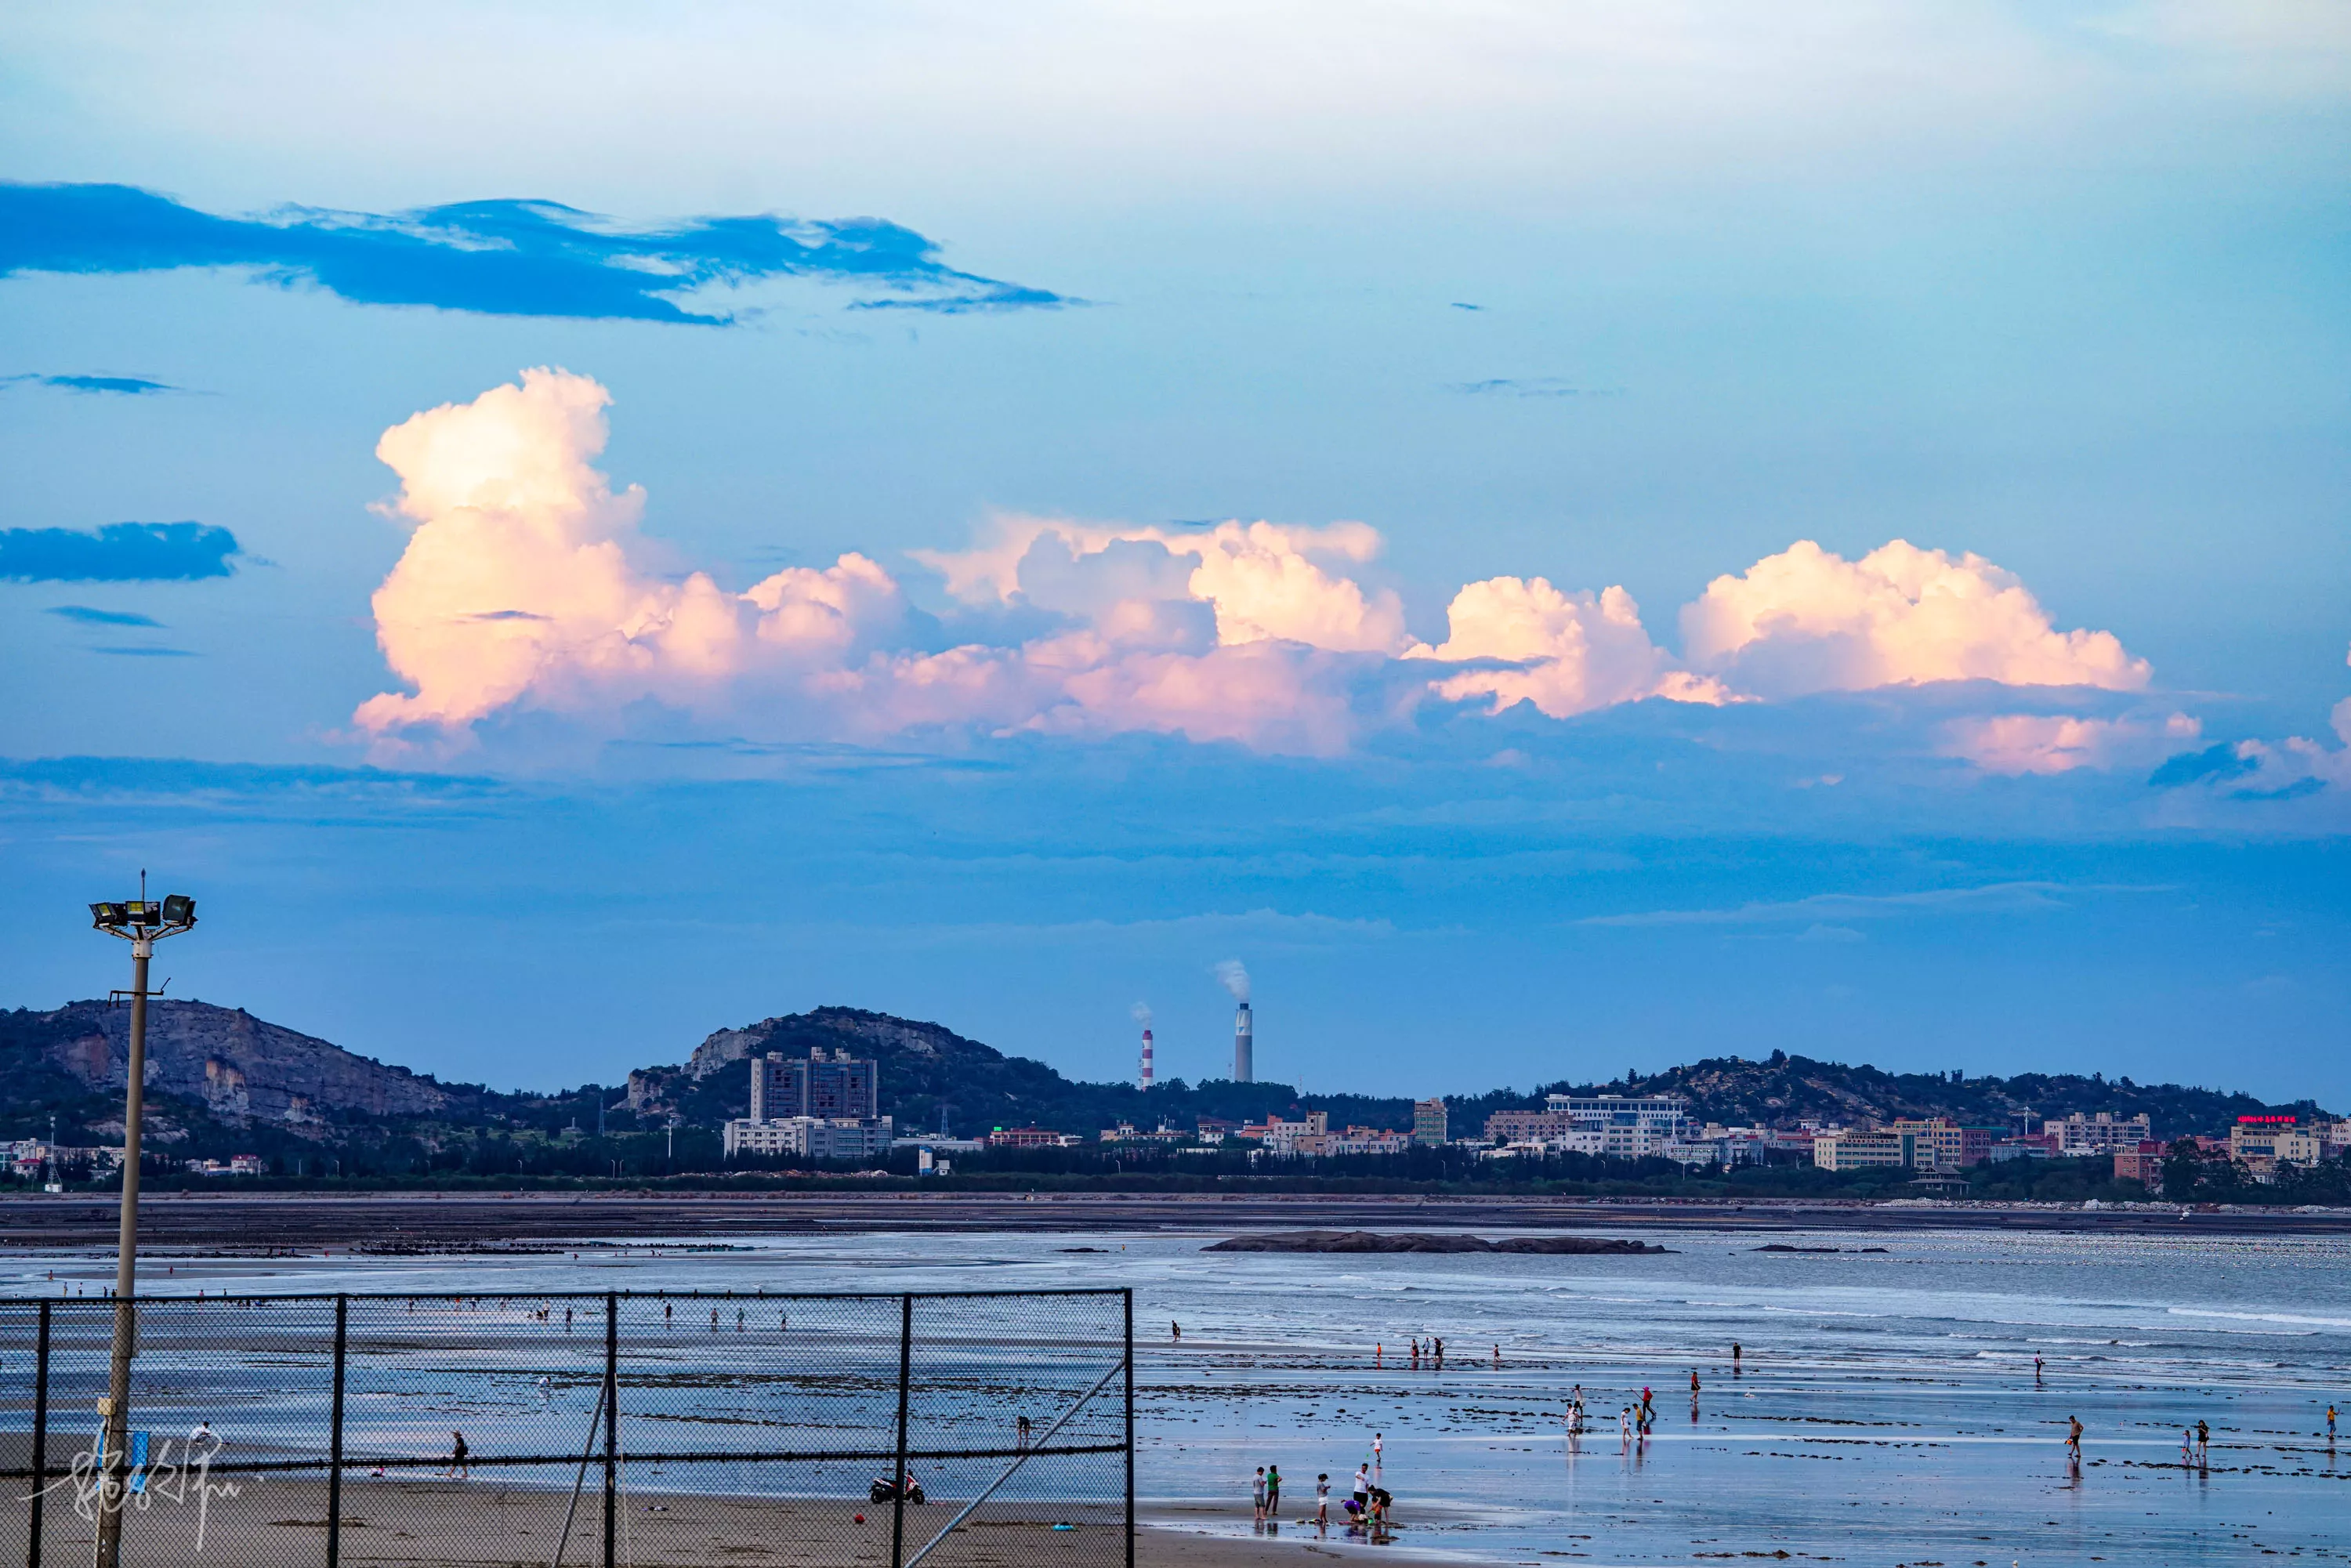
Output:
[2197,1418,2210,1465]
[1371,1431,1383,1479]
[1316,1472,1330,1526]
[1619,1407,1632,1448]
[1171,1321,1181,1342]
[1016,1414,1033,1451]
[1690,1369,1701,1397]
[2066,1415,2083,1468]
[447,1431,469,1480]
[2181,1428,2193,1466]
[1266,1464,1282,1518]
[2034,1354,2044,1384]
[1252,1466,1267,1523]
[2328,1404,2338,1446]
[1732,1342,1742,1375]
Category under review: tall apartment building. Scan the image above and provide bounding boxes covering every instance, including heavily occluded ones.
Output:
[724,1046,891,1161]
[749,1048,880,1122]
[1411,1098,1449,1147]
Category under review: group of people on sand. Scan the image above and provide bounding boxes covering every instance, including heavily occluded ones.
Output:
[1250,1443,1393,1536]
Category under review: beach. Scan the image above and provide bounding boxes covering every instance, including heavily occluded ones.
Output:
[5,1220,2349,1564]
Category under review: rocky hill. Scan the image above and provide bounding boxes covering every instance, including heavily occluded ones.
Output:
[0,1000,468,1134]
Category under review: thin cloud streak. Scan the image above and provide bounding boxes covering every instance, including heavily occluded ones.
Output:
[0,183,1065,322]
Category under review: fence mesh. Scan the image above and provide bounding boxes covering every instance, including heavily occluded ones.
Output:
[0,1289,1131,1568]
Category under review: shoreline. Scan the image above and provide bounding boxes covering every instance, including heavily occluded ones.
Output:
[1,1190,2347,1250]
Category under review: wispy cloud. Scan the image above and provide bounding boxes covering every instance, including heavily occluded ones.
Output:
[89,645,197,657]
[1578,880,2162,927]
[1448,377,1617,398]
[0,522,241,582]
[3,372,176,395]
[0,183,1064,322]
[45,605,164,627]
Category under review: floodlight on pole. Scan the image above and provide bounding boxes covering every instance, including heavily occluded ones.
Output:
[86,873,196,1568]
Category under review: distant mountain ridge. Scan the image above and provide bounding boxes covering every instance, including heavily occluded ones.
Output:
[0,999,2329,1157]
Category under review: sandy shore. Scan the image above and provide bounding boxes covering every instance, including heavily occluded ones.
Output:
[7,1478,1322,1568]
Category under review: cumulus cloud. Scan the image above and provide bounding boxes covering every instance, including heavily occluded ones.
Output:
[355,369,920,740]
[353,370,2190,769]
[1404,576,1730,718]
[916,514,1407,652]
[1682,539,2148,697]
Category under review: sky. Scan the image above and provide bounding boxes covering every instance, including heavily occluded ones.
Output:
[2,3,2347,1104]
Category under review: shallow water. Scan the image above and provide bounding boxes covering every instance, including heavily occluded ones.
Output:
[10,1225,2350,1564]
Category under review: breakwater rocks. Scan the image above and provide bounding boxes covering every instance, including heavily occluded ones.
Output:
[1204,1230,1668,1255]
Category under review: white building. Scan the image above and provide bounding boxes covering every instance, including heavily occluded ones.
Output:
[2052,1112,2154,1156]
[1485,1093,1692,1146]
[723,1115,895,1161]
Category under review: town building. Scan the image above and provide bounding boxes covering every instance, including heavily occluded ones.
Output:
[1412,1098,1449,1147]
[1484,1092,1691,1146]
[2051,1112,2154,1156]
[2228,1116,2324,1175]
[2114,1139,2166,1185]
[723,1116,896,1161]
[985,1126,1081,1149]
[1812,1118,2002,1173]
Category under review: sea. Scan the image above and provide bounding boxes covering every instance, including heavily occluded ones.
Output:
[11,1222,2351,1566]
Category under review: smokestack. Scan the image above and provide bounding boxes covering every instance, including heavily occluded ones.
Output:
[1214,960,1253,1083]
[1132,1001,1154,1089]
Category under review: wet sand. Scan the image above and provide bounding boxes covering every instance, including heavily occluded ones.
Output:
[2,1189,2343,1252]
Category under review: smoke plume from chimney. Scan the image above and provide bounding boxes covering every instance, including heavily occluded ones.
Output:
[1214,959,1251,1003]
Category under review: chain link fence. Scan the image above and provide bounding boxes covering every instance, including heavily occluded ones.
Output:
[0,1288,1132,1567]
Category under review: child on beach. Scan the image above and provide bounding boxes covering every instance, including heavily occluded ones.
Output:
[1266,1465,1281,1518]
[1252,1466,1267,1523]
[1316,1473,1330,1526]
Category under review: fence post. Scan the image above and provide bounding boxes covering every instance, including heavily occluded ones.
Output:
[890,1295,912,1568]
[327,1296,347,1568]
[1123,1290,1134,1568]
[603,1293,618,1568]
[27,1302,49,1568]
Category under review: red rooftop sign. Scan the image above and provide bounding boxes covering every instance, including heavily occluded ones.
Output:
[2237,1115,2297,1124]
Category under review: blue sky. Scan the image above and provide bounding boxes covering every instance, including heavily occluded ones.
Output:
[2,4,2346,1102]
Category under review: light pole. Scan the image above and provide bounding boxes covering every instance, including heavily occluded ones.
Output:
[86,884,197,1568]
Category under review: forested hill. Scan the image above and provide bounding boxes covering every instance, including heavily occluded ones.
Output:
[627,1010,2327,1143]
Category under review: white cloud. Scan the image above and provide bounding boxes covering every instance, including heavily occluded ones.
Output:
[354,371,2205,769]
[1404,576,1730,718]
[1681,539,2149,697]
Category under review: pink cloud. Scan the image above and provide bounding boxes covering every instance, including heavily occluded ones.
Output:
[1682,539,2149,697]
